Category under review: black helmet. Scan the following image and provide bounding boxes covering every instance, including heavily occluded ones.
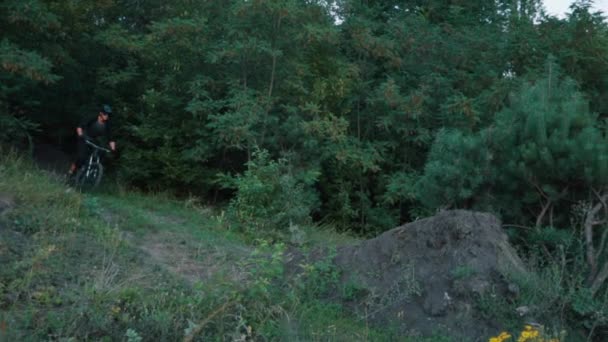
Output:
[101,104,112,115]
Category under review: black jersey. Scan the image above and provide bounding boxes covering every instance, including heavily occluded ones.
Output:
[79,117,112,140]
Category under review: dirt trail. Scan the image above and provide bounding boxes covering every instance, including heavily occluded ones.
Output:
[139,230,249,285]
[97,205,251,286]
[28,143,249,287]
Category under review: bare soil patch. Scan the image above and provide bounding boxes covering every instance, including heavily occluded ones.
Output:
[138,231,249,285]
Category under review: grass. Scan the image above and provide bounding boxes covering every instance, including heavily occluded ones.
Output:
[0,150,412,341]
[2,148,601,341]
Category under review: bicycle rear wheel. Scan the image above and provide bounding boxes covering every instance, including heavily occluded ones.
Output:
[75,163,103,190]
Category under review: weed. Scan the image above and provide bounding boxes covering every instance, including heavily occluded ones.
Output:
[341,279,368,301]
[296,247,341,299]
[125,328,143,342]
[452,265,477,280]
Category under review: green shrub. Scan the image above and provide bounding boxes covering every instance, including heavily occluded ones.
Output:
[226,149,318,237]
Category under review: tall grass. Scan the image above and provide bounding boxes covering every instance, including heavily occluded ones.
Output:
[0,150,407,341]
[0,150,82,235]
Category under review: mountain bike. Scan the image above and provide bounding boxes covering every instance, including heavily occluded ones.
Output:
[73,139,111,190]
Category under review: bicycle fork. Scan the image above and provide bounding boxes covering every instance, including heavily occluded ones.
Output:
[85,155,99,178]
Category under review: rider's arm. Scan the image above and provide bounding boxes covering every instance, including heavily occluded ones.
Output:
[106,120,116,151]
[78,117,94,138]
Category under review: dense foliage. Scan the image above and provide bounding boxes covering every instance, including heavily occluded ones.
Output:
[2,0,605,230]
[3,1,608,337]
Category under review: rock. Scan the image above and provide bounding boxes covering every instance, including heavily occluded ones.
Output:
[516,306,530,316]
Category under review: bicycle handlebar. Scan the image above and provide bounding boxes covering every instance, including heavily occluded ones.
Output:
[84,139,112,153]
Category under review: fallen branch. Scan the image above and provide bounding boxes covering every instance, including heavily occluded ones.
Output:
[503,224,533,230]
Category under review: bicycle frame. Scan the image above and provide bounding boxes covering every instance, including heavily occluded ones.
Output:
[82,139,110,177]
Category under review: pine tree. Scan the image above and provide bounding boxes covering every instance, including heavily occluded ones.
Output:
[417,62,608,226]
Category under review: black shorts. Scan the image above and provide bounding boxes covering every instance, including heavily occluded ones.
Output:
[75,138,87,167]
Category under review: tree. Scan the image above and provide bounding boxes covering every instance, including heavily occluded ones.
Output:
[0,0,63,145]
[417,62,608,228]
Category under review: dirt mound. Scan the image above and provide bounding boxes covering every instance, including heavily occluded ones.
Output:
[332,210,526,340]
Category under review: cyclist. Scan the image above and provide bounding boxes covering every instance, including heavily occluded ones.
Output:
[68,104,116,177]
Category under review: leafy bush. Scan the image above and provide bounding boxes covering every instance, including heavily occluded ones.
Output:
[226,149,319,237]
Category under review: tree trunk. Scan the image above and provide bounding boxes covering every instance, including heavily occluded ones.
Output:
[584,192,608,291]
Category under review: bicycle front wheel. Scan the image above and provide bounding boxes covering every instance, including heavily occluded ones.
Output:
[75,163,104,190]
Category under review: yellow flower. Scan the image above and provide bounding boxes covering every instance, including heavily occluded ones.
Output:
[110,305,121,315]
[489,332,512,342]
[517,325,540,342]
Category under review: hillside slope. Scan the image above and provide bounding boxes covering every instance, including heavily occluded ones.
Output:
[2,152,557,341]
[0,153,409,341]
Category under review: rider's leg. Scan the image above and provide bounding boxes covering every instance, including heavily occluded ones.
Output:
[69,138,87,175]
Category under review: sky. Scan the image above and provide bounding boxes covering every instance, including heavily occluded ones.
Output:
[544,0,608,17]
